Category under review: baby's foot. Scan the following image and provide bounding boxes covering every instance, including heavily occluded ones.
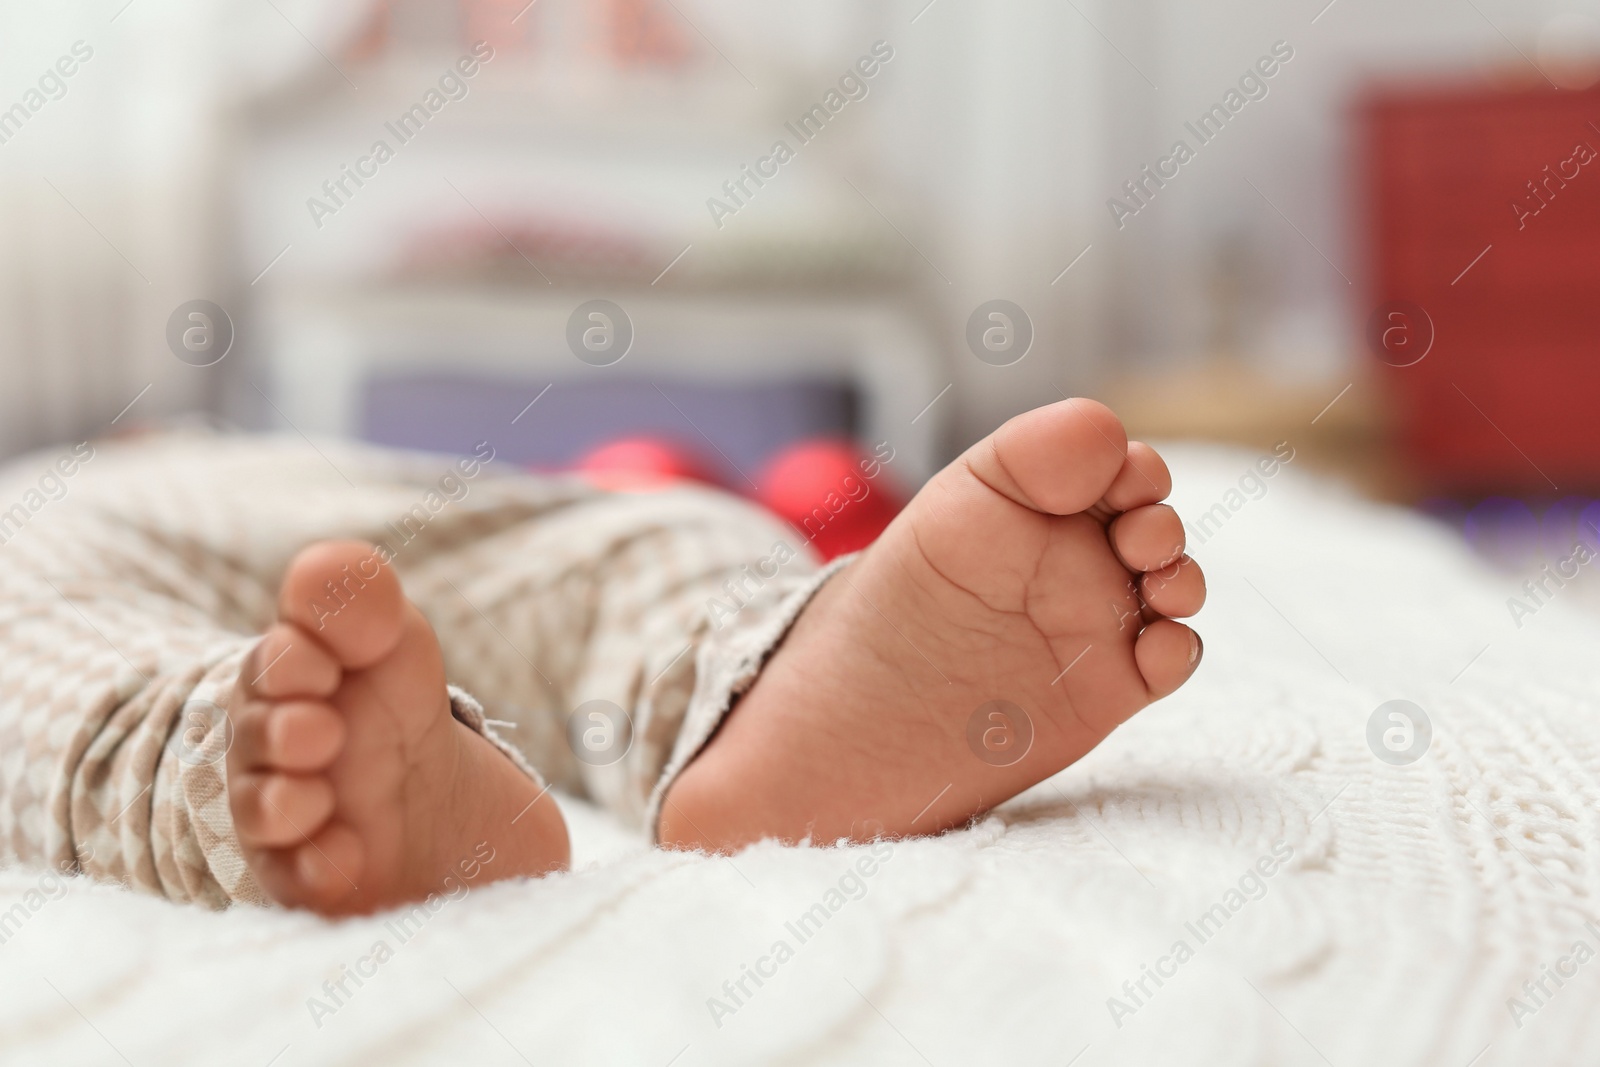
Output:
[660,398,1205,850]
[225,542,568,914]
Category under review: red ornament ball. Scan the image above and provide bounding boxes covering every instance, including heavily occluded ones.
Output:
[577,437,718,492]
[757,439,905,560]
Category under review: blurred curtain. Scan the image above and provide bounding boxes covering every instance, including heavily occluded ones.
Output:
[0,0,374,460]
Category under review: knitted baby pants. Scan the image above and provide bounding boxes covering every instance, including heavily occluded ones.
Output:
[0,432,833,907]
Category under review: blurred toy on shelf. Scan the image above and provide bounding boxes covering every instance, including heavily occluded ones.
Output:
[757,439,905,561]
[575,435,720,492]
[566,434,906,561]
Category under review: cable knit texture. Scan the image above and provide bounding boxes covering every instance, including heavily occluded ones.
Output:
[0,445,1596,1065]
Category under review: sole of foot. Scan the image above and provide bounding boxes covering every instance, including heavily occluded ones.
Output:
[659,397,1205,851]
[225,541,569,915]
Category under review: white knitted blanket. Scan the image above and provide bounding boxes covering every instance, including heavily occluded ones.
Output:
[1,447,1596,1067]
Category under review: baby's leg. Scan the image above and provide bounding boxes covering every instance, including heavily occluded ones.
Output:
[0,428,820,912]
[0,433,584,908]
[386,399,1204,859]
[209,402,1200,907]
[223,482,828,912]
[0,403,1202,914]
[395,481,835,836]
[661,399,1206,849]
[0,456,273,905]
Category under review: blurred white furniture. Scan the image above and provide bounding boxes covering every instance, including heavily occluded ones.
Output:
[259,282,947,486]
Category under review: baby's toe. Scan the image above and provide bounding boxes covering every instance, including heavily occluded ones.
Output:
[291,824,364,907]
[1101,442,1173,512]
[1134,618,1202,699]
[967,397,1129,516]
[1139,556,1206,618]
[278,541,405,670]
[236,700,345,773]
[232,771,336,849]
[247,825,362,911]
[245,623,341,700]
[1110,503,1185,572]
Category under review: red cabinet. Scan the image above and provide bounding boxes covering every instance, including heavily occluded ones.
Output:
[1362,81,1600,494]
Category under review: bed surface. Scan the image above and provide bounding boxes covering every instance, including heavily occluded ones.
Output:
[3,446,1597,1066]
